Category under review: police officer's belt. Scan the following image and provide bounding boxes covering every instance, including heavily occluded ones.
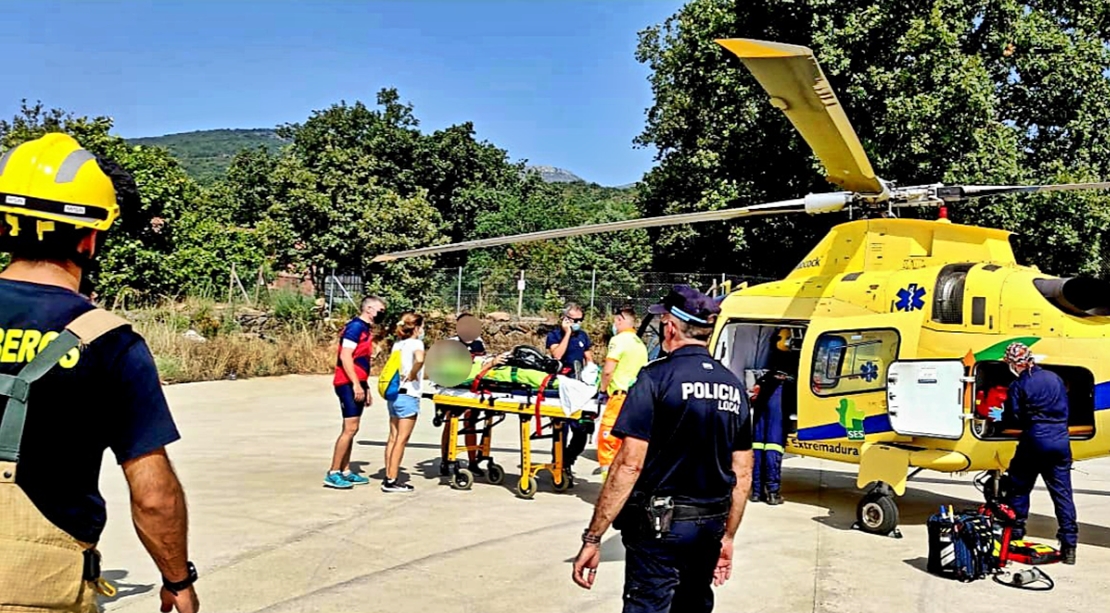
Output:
[628,493,730,519]
[671,499,730,520]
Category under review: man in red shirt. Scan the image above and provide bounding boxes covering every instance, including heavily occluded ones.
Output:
[326,296,386,489]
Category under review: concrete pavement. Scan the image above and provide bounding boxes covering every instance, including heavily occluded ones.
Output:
[97,375,1110,612]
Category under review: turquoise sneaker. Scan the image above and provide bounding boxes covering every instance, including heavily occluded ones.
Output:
[323,472,353,489]
[343,472,370,485]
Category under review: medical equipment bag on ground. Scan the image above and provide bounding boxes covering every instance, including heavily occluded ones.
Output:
[927,506,997,582]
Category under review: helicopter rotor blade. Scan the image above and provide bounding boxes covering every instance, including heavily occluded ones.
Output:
[935,182,1110,202]
[370,197,807,262]
[715,38,885,196]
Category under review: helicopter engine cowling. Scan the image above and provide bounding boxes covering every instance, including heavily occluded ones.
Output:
[1033,277,1110,316]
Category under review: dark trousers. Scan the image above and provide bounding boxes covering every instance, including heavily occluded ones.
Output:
[621,516,727,613]
[752,386,785,494]
[1004,431,1078,547]
[564,420,590,468]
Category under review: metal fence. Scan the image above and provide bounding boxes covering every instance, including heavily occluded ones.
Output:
[323,267,775,319]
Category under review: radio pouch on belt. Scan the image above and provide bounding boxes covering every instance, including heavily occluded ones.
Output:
[648,496,675,539]
[0,308,129,612]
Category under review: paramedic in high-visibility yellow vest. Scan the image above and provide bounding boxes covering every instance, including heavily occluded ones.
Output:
[0,134,198,611]
[596,305,648,478]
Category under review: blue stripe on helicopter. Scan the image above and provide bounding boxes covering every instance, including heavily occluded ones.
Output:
[797,414,892,441]
[797,382,1110,442]
[1096,382,1110,411]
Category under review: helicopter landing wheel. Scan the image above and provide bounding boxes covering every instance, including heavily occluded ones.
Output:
[853,486,901,538]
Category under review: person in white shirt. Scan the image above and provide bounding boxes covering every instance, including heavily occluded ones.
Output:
[383,312,425,492]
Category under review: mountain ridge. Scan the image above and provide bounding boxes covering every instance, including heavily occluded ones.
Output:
[129,128,627,187]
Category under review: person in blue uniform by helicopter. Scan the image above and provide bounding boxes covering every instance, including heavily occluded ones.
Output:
[994,342,1078,565]
[749,329,798,505]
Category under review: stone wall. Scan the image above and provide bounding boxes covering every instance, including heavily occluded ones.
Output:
[366,311,611,374]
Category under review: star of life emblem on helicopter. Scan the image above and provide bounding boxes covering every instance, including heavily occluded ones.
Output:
[895,284,926,312]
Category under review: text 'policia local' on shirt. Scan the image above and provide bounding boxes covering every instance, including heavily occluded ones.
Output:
[612,345,752,506]
[0,279,180,544]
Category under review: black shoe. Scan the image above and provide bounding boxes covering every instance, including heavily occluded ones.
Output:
[439,462,451,476]
[467,463,485,478]
[749,490,762,503]
[765,491,784,506]
[381,479,414,493]
[1061,544,1077,565]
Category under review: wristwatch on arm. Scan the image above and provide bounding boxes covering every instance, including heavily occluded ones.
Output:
[163,561,198,595]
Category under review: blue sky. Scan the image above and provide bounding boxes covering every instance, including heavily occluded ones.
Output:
[1,1,686,186]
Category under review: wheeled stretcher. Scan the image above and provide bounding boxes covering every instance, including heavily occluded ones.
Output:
[425,378,599,499]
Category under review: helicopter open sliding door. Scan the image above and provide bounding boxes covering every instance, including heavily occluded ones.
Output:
[886,360,966,440]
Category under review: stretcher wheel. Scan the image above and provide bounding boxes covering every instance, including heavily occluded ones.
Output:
[517,476,538,499]
[552,470,573,493]
[486,463,505,485]
[451,468,475,490]
[433,415,444,428]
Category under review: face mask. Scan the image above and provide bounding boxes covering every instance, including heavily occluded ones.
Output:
[417,330,425,340]
[611,323,618,336]
[1009,364,1021,378]
[571,323,581,332]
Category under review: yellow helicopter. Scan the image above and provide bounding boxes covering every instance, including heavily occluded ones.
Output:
[372,39,1110,537]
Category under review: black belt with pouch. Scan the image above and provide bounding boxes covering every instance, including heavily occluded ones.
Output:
[618,493,731,538]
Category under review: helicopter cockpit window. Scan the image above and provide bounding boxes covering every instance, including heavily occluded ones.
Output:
[811,329,900,396]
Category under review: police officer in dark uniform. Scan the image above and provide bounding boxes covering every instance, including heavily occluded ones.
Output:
[1000,342,1078,564]
[572,285,754,613]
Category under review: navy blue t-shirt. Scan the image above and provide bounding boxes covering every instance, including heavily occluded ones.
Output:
[1005,365,1071,440]
[0,279,180,543]
[545,328,592,369]
[612,345,752,506]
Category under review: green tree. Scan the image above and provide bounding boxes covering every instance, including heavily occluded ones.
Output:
[635,0,1110,278]
[257,148,444,311]
[0,101,204,300]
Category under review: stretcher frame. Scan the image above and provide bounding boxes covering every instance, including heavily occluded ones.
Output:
[427,389,598,498]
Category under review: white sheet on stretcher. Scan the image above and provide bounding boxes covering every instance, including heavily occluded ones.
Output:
[426,377,599,418]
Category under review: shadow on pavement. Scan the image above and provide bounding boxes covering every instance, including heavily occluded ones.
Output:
[98,569,154,604]
[902,557,931,574]
[562,532,627,564]
[357,439,520,456]
[781,466,1110,549]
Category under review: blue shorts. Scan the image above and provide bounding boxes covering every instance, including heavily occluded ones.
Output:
[336,383,369,418]
[388,394,420,419]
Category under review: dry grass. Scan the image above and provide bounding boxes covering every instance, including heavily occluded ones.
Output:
[135,319,335,385]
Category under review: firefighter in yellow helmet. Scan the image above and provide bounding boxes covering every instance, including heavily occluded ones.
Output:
[0,134,199,612]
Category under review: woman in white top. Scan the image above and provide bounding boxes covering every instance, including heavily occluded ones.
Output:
[383,312,425,492]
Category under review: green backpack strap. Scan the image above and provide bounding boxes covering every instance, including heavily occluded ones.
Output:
[0,308,129,465]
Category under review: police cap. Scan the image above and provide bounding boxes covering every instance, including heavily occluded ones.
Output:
[647,284,720,325]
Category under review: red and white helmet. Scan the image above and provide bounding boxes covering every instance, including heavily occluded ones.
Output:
[1003,342,1034,367]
